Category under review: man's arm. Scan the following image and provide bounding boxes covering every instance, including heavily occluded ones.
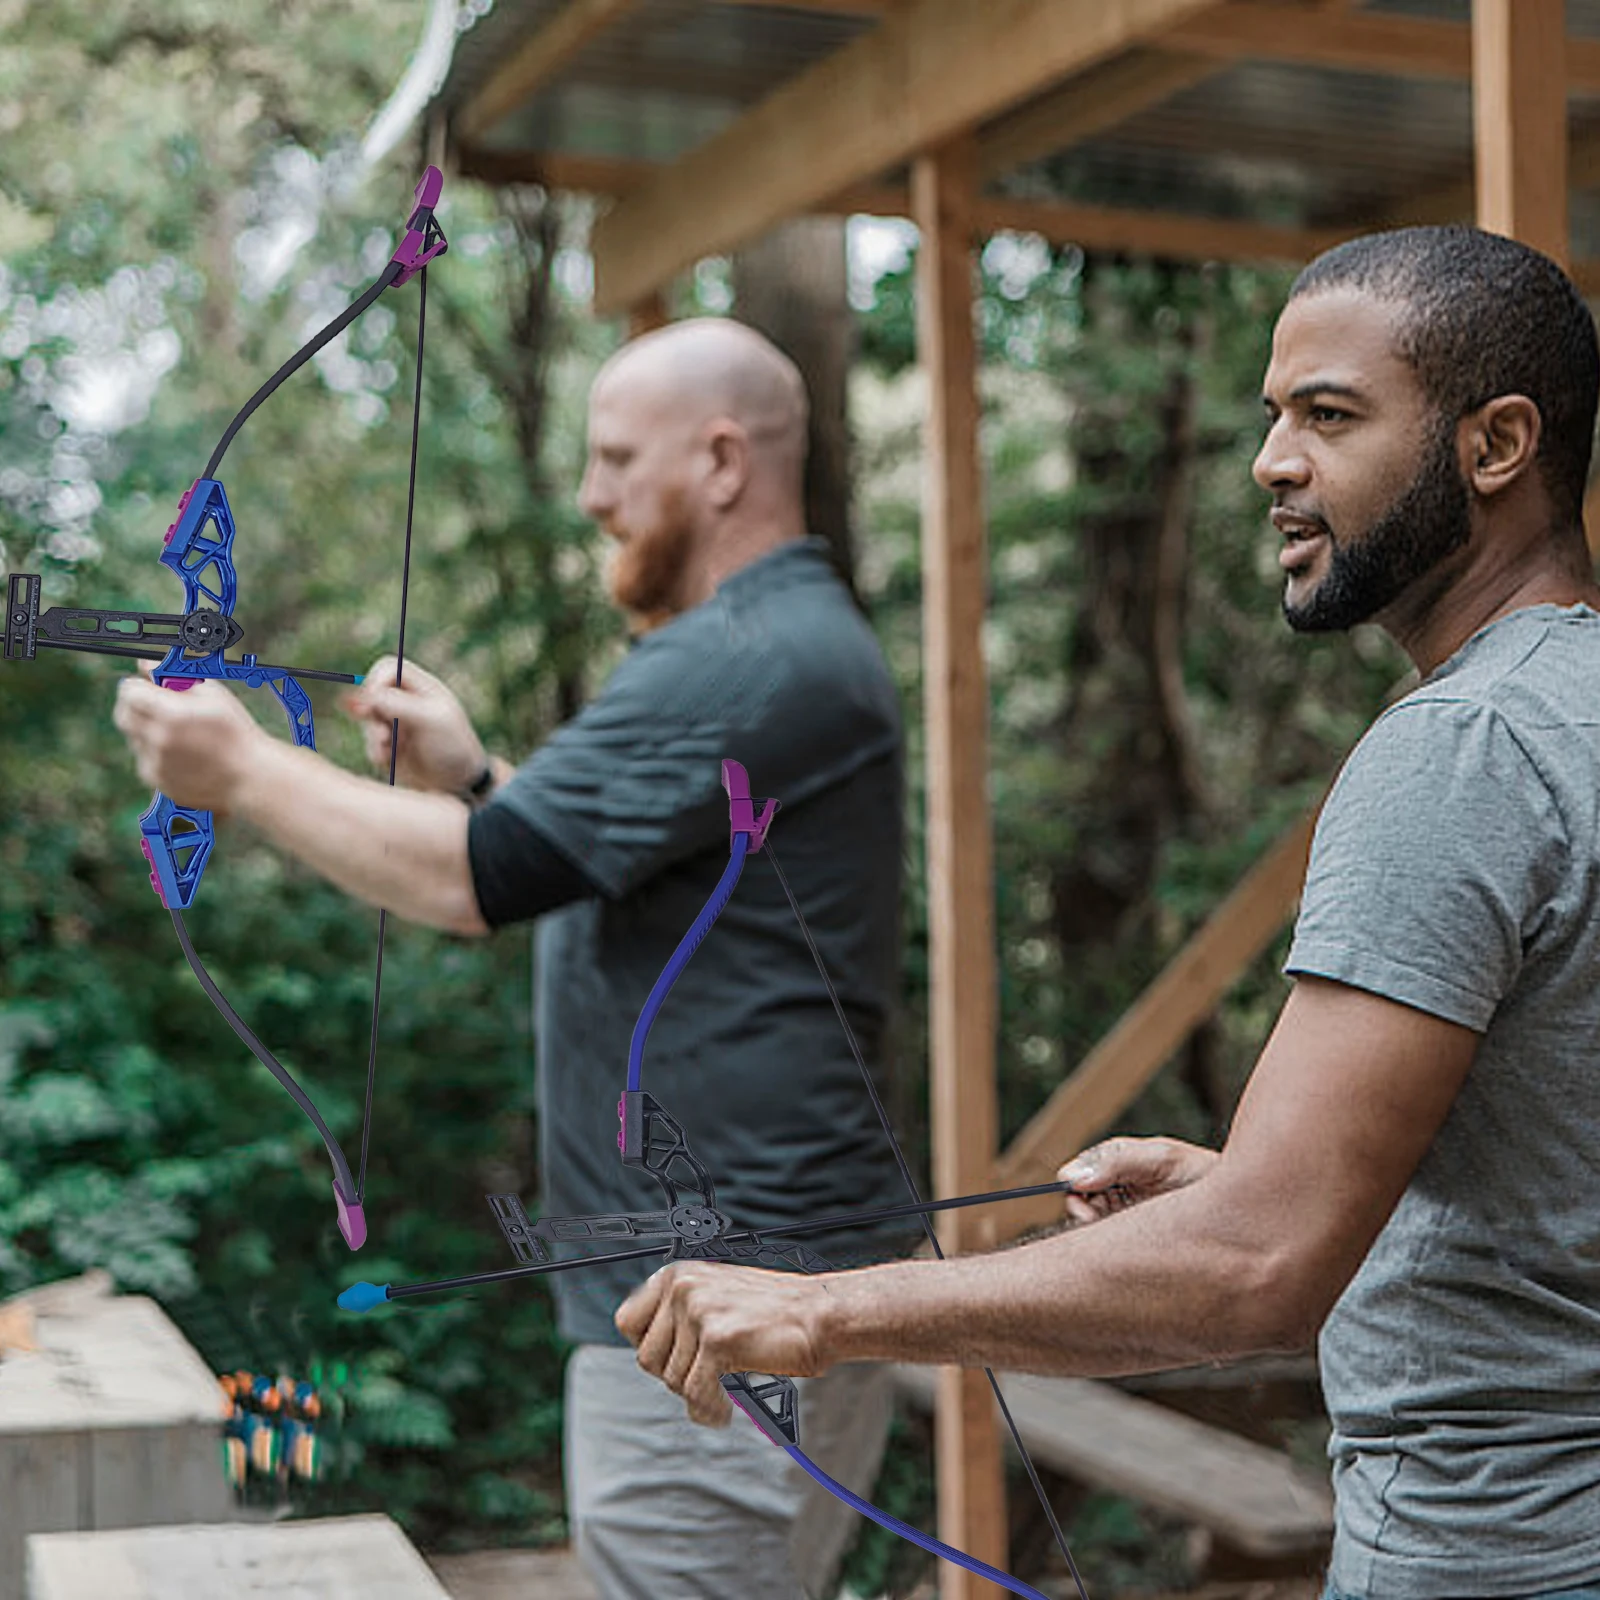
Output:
[235,736,489,935]
[618,975,1480,1425]
[114,673,490,936]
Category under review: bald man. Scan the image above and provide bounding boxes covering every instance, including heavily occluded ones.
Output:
[114,318,910,1599]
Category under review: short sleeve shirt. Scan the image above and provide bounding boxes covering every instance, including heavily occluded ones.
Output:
[481,539,915,1345]
[1285,603,1600,1597]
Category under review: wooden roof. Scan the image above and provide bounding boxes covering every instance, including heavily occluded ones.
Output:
[432,1,1600,306]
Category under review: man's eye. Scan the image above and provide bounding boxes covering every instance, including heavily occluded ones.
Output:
[1311,406,1350,424]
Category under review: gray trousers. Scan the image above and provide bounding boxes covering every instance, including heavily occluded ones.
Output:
[565,1345,894,1600]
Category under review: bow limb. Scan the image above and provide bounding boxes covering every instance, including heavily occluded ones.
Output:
[141,166,447,1251]
[725,1371,1057,1600]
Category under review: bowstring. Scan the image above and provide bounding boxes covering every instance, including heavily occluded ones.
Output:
[763,842,1092,1600]
[356,263,427,1204]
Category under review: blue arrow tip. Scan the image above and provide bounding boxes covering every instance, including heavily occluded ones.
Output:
[338,1281,391,1313]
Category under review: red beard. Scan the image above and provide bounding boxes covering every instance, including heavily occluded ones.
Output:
[605,485,696,625]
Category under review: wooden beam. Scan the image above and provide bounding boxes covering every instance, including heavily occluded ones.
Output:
[626,291,670,338]
[459,146,1344,262]
[987,807,1318,1245]
[1385,114,1600,234]
[716,0,890,11]
[719,0,1600,90]
[1473,0,1569,267]
[456,0,640,144]
[458,144,1600,286]
[1164,6,1600,93]
[589,0,1220,313]
[970,196,1344,264]
[977,48,1219,182]
[914,134,1007,1600]
[1573,260,1600,300]
[456,145,655,195]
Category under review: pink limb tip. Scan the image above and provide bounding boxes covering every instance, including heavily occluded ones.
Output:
[334,1186,367,1251]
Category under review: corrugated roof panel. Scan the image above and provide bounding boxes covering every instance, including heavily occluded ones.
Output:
[442,0,873,157]
[1000,59,1471,229]
[439,1,1600,261]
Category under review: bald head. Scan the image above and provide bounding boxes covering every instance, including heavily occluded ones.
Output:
[578,318,814,623]
[595,317,809,485]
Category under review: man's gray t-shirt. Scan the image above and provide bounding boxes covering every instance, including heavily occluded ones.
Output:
[1285,603,1600,1597]
[486,539,914,1346]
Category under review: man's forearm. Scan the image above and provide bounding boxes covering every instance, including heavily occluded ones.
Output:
[817,1182,1310,1377]
[234,738,487,934]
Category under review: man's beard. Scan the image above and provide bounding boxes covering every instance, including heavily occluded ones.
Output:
[1283,424,1472,634]
[604,487,695,623]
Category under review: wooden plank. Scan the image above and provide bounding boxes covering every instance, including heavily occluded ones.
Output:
[456,0,642,144]
[1473,0,1569,267]
[891,1367,1334,1560]
[26,1516,452,1600]
[914,135,1006,1600]
[988,808,1317,1241]
[589,0,1220,312]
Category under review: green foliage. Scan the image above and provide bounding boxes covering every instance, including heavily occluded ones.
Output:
[4,8,1403,1587]
[0,0,604,1550]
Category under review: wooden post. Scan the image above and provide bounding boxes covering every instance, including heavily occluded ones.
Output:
[912,134,1007,1600]
[627,290,669,339]
[1473,0,1568,265]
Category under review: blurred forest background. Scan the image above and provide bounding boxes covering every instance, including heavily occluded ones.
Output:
[0,2,1406,1594]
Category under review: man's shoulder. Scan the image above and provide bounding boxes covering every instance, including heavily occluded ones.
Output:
[1335,610,1598,818]
[605,541,895,721]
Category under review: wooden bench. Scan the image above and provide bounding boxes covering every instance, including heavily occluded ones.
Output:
[0,1276,231,1600]
[891,1364,1333,1562]
[26,1516,451,1600]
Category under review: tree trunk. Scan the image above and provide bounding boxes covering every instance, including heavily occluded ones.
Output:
[731,216,860,598]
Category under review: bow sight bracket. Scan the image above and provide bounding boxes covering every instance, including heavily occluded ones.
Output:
[721,1372,800,1447]
[4,572,244,666]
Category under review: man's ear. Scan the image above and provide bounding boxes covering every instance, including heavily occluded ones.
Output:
[704,420,750,511]
[1464,395,1542,499]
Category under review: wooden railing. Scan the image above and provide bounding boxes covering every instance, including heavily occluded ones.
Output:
[985,805,1319,1247]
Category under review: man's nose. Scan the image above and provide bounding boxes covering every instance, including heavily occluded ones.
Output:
[577,465,607,521]
[1252,419,1311,493]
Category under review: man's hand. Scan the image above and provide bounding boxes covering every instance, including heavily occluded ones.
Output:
[113,667,267,813]
[615,1262,835,1428]
[1058,1136,1218,1227]
[341,657,488,796]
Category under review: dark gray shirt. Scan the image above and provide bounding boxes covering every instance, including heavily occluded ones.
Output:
[1285,603,1600,1597]
[485,539,912,1345]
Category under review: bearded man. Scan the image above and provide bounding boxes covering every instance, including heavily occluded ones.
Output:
[617,229,1600,1600]
[115,317,910,1600]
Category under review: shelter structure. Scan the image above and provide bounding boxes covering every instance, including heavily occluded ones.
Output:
[429,1,1585,1589]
